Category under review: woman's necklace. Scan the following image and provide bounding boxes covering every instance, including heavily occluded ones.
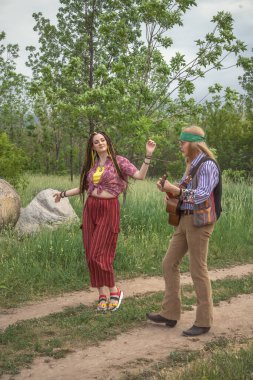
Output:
[98,161,105,172]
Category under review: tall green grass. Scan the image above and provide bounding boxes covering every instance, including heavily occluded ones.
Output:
[0,175,252,307]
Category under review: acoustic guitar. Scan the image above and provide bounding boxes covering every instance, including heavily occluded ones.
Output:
[160,157,214,226]
[160,174,180,226]
[160,174,192,227]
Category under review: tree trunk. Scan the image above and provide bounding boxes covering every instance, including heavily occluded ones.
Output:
[84,0,97,134]
[70,133,74,182]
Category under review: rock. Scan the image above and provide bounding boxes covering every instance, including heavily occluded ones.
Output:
[15,188,79,234]
[0,179,21,230]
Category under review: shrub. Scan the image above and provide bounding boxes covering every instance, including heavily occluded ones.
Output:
[222,168,248,183]
[0,132,28,188]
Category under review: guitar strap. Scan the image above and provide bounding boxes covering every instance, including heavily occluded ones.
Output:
[189,156,209,179]
[184,156,217,181]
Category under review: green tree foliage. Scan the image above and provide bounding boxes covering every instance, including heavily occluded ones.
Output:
[200,86,253,175]
[0,32,29,141]
[0,132,28,187]
[238,56,253,174]
[239,56,253,101]
[0,2,250,178]
[25,0,246,176]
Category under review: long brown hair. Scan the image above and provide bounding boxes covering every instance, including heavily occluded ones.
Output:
[182,125,216,174]
[79,131,125,195]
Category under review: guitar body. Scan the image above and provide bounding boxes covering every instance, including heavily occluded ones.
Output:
[165,192,181,227]
[160,175,181,227]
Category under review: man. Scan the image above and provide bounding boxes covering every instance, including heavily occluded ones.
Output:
[147,125,222,336]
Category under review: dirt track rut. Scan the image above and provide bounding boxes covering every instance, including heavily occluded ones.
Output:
[1,263,253,330]
[3,293,253,380]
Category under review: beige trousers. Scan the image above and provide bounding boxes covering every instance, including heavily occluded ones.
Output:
[160,214,214,327]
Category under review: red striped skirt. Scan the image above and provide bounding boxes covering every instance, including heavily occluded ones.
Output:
[82,196,120,288]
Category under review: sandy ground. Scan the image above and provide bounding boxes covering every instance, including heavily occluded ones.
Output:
[1,263,253,380]
[1,263,253,330]
[3,293,253,380]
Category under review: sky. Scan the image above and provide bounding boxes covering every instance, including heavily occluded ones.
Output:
[0,0,252,101]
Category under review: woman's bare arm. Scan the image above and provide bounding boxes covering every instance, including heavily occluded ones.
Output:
[53,187,80,202]
[132,139,156,180]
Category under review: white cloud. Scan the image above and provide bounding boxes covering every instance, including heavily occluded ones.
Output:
[0,0,59,76]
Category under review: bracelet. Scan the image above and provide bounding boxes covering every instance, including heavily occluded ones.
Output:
[60,191,65,198]
[145,155,152,159]
[144,161,150,165]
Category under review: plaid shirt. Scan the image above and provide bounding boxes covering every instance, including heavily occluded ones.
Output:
[87,155,137,197]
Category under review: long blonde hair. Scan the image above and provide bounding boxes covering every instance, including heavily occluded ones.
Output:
[182,125,215,174]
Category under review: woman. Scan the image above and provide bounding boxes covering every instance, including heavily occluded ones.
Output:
[54,131,156,312]
[147,125,222,336]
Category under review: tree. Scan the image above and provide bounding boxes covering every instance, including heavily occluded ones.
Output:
[0,132,28,187]
[239,56,253,101]
[0,32,30,142]
[25,1,246,177]
[199,86,253,175]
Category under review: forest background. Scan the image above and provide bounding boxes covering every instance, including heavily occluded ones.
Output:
[0,0,253,187]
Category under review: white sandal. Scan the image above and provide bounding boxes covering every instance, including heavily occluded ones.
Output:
[108,288,123,311]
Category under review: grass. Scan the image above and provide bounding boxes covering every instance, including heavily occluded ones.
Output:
[0,274,253,377]
[182,275,253,306]
[0,174,253,307]
[122,350,201,380]
[173,342,253,380]
[122,337,253,380]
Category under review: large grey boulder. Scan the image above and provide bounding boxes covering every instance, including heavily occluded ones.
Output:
[0,179,21,231]
[15,188,79,234]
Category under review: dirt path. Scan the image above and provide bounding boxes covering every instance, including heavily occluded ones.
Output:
[3,293,253,380]
[1,263,253,330]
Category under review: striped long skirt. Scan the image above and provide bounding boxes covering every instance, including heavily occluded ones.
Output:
[82,196,120,288]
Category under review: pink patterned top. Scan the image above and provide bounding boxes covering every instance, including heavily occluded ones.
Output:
[86,155,138,197]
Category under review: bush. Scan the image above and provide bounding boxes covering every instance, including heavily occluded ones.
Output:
[222,168,248,183]
[0,132,28,188]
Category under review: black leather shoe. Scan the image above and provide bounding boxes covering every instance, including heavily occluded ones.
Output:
[146,313,177,327]
[182,325,210,336]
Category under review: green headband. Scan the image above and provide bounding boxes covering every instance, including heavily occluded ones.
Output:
[179,131,205,142]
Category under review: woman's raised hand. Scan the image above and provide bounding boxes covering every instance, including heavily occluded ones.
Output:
[146,139,156,155]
